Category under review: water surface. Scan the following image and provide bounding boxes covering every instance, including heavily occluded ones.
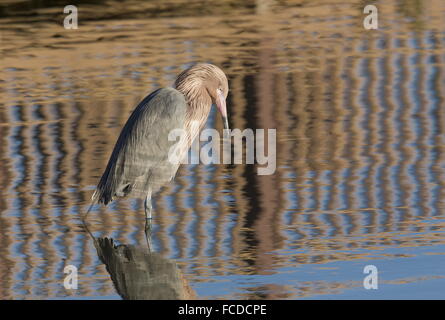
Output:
[0,0,445,299]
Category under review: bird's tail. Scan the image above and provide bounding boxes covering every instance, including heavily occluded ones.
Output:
[81,199,97,240]
[82,199,97,222]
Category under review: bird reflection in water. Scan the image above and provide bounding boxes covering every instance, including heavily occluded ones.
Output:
[83,221,195,300]
[80,63,229,299]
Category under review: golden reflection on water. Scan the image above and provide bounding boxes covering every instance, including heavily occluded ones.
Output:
[0,0,445,299]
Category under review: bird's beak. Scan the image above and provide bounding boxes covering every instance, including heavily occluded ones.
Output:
[216,90,229,130]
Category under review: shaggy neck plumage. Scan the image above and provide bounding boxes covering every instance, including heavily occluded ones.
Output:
[175,80,212,127]
[174,80,212,149]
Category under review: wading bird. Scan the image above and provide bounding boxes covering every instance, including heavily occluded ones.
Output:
[84,63,229,244]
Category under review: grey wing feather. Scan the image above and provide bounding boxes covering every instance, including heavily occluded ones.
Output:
[93,87,187,205]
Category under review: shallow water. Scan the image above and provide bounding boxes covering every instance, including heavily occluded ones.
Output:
[1,0,445,299]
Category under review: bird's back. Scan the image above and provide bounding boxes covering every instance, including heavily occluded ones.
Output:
[93,87,187,205]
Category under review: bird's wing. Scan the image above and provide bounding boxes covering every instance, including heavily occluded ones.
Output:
[93,87,187,205]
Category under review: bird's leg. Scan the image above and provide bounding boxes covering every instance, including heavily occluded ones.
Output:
[144,191,153,251]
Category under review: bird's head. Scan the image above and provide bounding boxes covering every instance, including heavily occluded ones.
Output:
[174,63,229,130]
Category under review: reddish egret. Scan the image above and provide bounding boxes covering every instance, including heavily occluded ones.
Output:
[84,63,229,242]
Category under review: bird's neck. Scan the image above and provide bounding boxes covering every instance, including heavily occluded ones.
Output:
[176,85,212,145]
[177,84,210,124]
